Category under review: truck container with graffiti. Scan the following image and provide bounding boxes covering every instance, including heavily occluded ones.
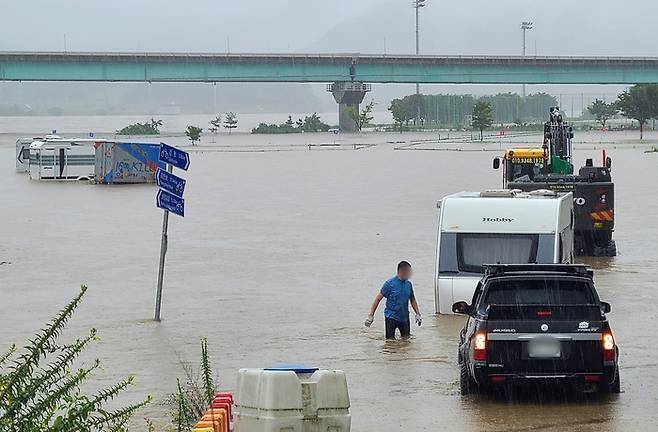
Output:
[94,142,164,184]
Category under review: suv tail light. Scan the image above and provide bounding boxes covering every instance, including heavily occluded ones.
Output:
[602,332,615,362]
[474,332,487,361]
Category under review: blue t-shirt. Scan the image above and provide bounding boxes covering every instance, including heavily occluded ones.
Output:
[380,277,415,322]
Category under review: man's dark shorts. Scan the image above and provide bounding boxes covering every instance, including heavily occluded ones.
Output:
[385,317,410,339]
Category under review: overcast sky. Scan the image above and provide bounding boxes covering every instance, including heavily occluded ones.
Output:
[2,0,652,111]
[2,0,657,56]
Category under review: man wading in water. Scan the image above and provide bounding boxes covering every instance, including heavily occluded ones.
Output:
[365,261,422,339]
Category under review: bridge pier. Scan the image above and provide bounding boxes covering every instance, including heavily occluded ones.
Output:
[327,81,371,133]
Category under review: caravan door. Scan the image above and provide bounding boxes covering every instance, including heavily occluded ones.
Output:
[38,146,67,179]
[54,147,67,179]
[37,147,55,179]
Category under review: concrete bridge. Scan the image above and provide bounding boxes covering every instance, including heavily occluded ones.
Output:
[3,51,658,130]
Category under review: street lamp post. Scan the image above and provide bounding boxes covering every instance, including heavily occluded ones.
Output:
[521,21,533,97]
[413,0,426,127]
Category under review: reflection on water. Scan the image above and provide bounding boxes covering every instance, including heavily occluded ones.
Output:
[0,127,657,430]
[382,335,414,353]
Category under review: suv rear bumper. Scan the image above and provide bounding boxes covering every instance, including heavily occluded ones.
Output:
[474,364,618,387]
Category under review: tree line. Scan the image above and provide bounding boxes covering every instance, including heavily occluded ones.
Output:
[388,92,558,129]
[587,84,658,140]
[396,84,658,141]
[116,113,239,145]
[252,113,331,134]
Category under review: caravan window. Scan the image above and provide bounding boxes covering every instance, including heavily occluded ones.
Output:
[457,233,538,274]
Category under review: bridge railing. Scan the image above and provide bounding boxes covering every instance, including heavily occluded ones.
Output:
[326,82,372,92]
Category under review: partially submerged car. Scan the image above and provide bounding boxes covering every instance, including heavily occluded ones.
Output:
[454,264,620,395]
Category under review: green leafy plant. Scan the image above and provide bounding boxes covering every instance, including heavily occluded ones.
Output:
[170,338,217,432]
[0,286,150,431]
[471,101,494,141]
[388,99,412,131]
[117,118,162,135]
[345,100,375,132]
[185,126,203,145]
[251,113,330,134]
[617,84,658,140]
[209,115,222,134]
[587,98,618,129]
[224,112,238,135]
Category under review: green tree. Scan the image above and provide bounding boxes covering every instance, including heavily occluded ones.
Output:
[302,113,330,132]
[346,101,375,132]
[471,101,494,141]
[224,112,238,135]
[209,115,222,134]
[389,99,412,131]
[284,115,295,131]
[250,113,330,134]
[185,125,203,145]
[0,286,150,431]
[587,99,618,129]
[616,84,658,140]
[117,118,163,135]
[149,118,163,132]
[344,106,359,131]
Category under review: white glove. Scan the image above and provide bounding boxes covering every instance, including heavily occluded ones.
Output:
[364,315,374,327]
[415,313,422,326]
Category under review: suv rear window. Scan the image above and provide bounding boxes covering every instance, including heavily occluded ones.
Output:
[484,278,595,306]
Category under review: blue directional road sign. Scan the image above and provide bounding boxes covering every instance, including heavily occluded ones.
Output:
[159,143,190,171]
[156,189,185,217]
[156,168,186,198]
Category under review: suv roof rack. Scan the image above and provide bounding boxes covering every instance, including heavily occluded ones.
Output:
[483,264,592,277]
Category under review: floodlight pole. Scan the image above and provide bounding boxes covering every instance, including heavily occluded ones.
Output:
[413,0,426,127]
[521,21,533,97]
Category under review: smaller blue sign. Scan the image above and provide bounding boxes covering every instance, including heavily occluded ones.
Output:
[156,168,186,198]
[157,189,185,217]
[159,143,190,171]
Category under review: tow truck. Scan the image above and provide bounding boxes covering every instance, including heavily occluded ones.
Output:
[453,264,620,395]
[493,108,616,256]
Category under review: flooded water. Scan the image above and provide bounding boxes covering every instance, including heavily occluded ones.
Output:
[1,121,657,430]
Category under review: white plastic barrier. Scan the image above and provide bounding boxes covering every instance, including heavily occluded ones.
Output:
[233,367,350,432]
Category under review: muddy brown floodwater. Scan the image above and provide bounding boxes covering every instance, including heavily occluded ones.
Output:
[1,126,657,431]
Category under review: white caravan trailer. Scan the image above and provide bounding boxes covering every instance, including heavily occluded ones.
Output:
[15,135,62,172]
[434,189,574,314]
[28,138,98,181]
[16,137,37,172]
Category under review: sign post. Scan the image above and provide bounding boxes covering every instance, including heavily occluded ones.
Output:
[155,164,172,321]
[154,143,189,321]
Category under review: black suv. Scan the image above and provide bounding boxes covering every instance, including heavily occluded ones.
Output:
[453,264,620,395]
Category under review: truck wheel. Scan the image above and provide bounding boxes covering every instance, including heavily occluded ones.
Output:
[605,241,617,257]
[599,367,621,394]
[593,246,605,257]
[460,362,479,395]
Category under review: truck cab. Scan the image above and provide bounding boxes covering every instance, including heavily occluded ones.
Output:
[454,264,620,395]
[495,148,548,188]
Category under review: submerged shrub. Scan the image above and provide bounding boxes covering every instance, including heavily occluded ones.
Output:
[0,286,150,431]
[170,338,218,432]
